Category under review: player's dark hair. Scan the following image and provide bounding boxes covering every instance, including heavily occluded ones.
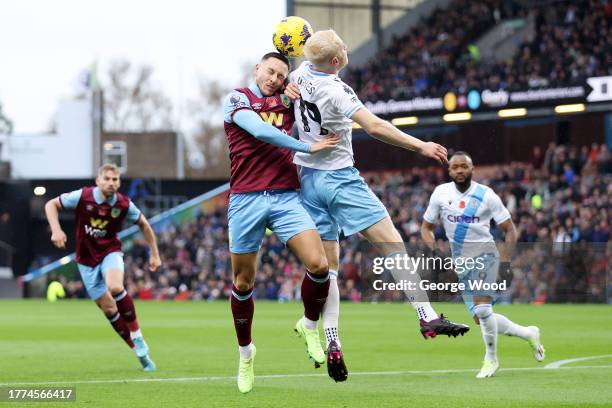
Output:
[261,52,290,69]
[451,151,472,161]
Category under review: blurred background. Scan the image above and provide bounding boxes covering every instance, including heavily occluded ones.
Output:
[0,0,610,303]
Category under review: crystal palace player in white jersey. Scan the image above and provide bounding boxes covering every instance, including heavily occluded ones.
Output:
[421,152,545,378]
[284,29,470,383]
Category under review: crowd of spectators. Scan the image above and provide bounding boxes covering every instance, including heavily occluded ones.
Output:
[55,143,611,304]
[345,0,612,101]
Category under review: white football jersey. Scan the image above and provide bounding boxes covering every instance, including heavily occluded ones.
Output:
[289,61,364,170]
[423,181,511,258]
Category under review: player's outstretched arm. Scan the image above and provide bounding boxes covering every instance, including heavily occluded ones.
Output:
[136,215,161,272]
[352,107,448,165]
[233,109,339,153]
[45,198,67,249]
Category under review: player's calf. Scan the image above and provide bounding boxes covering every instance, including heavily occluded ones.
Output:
[107,311,135,348]
[112,289,139,330]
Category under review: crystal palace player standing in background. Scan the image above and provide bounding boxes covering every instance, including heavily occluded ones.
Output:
[44,163,160,372]
[421,152,545,378]
[223,52,339,393]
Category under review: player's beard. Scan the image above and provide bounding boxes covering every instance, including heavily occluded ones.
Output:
[453,173,472,192]
[102,187,116,198]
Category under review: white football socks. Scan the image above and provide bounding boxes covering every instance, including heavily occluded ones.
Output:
[239,343,254,359]
[323,270,340,347]
[383,252,438,322]
[474,304,498,362]
[412,302,438,322]
[495,313,532,340]
[130,329,142,340]
[303,317,317,330]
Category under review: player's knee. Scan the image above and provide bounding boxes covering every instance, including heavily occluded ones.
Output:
[308,256,329,276]
[233,280,254,292]
[96,299,117,317]
[473,303,493,320]
[107,284,125,297]
[103,305,117,317]
[233,271,254,291]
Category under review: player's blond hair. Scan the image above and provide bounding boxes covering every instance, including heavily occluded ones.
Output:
[98,163,121,176]
[304,29,346,69]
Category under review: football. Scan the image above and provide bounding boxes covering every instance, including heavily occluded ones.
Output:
[272,16,313,57]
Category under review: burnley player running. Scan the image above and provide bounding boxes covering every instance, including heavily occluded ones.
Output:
[421,152,545,378]
[44,164,160,372]
[284,30,469,382]
[222,52,339,393]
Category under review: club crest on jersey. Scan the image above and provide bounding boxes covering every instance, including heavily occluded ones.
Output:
[86,204,94,211]
[90,218,109,228]
[251,102,262,110]
[98,209,107,217]
[280,94,291,108]
[111,208,121,218]
[459,200,466,208]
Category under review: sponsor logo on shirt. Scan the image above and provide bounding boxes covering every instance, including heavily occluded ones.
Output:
[447,214,480,224]
[260,112,284,127]
[90,218,108,228]
[85,218,109,237]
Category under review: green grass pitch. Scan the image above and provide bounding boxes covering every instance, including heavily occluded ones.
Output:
[1,300,611,407]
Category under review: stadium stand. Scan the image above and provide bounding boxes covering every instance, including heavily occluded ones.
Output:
[345,0,612,101]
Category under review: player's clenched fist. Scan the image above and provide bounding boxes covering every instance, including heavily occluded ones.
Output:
[283,81,301,100]
[51,229,67,249]
[148,254,162,272]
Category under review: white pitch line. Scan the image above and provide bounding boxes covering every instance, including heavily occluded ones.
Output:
[544,354,612,369]
[1,365,612,387]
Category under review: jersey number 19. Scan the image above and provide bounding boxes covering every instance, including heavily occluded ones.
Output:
[299,100,328,135]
